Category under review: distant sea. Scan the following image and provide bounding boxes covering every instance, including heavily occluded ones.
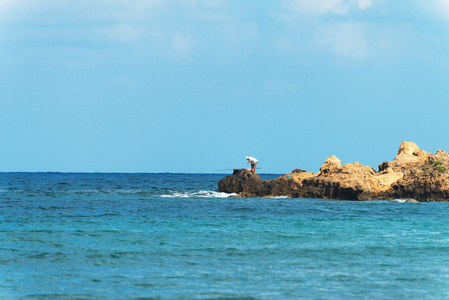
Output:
[2,172,449,299]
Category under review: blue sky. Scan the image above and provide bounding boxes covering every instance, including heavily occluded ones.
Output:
[1,0,449,173]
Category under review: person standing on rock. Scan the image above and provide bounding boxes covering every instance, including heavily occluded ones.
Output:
[246,156,258,173]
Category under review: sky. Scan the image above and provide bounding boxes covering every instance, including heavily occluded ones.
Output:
[1,0,449,173]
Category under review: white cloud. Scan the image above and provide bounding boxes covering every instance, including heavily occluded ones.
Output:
[217,23,258,45]
[186,0,231,21]
[437,0,449,9]
[282,0,373,15]
[71,0,163,25]
[313,22,369,58]
[0,0,164,25]
[429,0,449,21]
[171,31,194,58]
[0,0,25,17]
[354,0,373,10]
[103,24,145,43]
[277,0,379,60]
[0,0,15,9]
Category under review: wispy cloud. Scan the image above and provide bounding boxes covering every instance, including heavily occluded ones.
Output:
[0,0,25,18]
[312,22,369,59]
[428,0,449,21]
[5,0,445,65]
[0,0,15,10]
[217,23,258,45]
[102,24,145,43]
[276,0,377,60]
[281,0,373,15]
[171,31,195,58]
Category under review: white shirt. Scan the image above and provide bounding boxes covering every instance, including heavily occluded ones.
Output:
[246,157,258,163]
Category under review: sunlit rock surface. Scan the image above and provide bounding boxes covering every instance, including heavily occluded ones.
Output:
[218,142,449,202]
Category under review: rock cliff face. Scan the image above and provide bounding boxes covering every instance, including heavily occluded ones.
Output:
[218,142,449,202]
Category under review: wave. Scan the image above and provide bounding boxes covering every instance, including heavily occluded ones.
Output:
[0,188,236,199]
[160,190,236,198]
[390,199,407,203]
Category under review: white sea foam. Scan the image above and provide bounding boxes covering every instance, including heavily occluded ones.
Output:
[161,190,236,198]
[390,199,407,203]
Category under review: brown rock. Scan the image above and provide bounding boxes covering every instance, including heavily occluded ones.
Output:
[298,160,385,200]
[320,155,342,175]
[435,150,449,165]
[378,141,432,172]
[240,171,316,198]
[218,169,263,194]
[218,141,449,201]
[388,156,449,201]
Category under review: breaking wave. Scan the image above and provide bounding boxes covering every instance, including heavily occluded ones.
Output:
[390,199,407,203]
[161,190,236,198]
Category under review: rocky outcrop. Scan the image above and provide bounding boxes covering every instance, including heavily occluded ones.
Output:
[218,142,449,202]
[218,169,263,194]
[378,141,432,172]
[239,171,316,198]
[297,161,387,200]
[389,155,449,201]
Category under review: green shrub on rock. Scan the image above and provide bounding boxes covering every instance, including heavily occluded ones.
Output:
[432,159,446,173]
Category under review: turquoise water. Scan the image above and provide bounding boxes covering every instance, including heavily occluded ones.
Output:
[2,173,449,299]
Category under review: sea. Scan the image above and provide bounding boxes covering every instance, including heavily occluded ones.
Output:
[2,172,449,299]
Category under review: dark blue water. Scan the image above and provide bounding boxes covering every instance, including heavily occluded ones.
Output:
[2,173,449,299]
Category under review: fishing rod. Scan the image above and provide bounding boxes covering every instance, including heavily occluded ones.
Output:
[215,168,262,171]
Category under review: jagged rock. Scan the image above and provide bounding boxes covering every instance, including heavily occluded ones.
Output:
[292,168,306,173]
[239,172,316,198]
[388,156,449,201]
[435,150,449,164]
[218,169,263,194]
[297,160,387,200]
[378,141,431,172]
[375,170,404,189]
[218,141,449,201]
[320,155,342,175]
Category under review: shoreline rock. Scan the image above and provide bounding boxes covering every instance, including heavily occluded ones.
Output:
[218,141,449,202]
[218,168,264,194]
